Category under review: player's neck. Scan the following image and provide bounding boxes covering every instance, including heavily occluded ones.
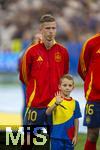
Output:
[44,40,55,50]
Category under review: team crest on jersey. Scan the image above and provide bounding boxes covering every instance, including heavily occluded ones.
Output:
[86,116,91,124]
[55,52,62,62]
[36,56,43,62]
[96,48,100,54]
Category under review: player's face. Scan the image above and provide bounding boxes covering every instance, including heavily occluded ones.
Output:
[40,21,56,42]
[59,78,74,97]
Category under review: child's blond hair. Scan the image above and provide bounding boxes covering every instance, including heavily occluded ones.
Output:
[59,74,74,84]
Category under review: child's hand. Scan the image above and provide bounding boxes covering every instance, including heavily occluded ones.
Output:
[55,91,63,104]
[72,136,78,146]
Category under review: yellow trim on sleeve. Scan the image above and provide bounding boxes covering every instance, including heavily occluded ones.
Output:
[80,34,100,78]
[22,44,36,84]
[86,72,93,100]
[25,79,36,117]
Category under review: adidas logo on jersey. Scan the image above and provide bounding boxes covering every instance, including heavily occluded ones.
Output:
[37,56,43,61]
[96,49,100,54]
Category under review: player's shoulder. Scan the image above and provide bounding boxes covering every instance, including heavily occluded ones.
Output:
[55,42,68,54]
[84,33,100,47]
[25,43,41,54]
[90,33,100,40]
[56,42,67,50]
[28,43,41,50]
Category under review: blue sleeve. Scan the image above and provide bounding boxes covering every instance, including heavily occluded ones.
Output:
[74,101,82,119]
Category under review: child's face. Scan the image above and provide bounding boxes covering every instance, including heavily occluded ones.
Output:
[59,78,74,97]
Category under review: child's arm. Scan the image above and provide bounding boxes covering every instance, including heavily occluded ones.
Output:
[46,91,63,115]
[46,103,58,115]
[72,118,79,146]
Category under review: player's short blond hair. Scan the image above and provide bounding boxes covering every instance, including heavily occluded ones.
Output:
[40,14,55,24]
[59,74,74,85]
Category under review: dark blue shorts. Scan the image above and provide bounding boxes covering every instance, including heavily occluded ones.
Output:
[83,101,100,127]
[51,138,74,150]
[24,107,52,126]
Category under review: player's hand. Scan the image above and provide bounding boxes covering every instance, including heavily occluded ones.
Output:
[72,136,78,146]
[55,91,63,104]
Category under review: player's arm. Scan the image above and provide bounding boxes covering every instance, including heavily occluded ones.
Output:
[64,48,69,74]
[72,118,79,146]
[78,40,91,80]
[19,48,32,85]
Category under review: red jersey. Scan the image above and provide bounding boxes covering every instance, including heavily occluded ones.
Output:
[19,42,69,108]
[78,33,100,102]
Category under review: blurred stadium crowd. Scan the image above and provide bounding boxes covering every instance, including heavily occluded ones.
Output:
[0,0,100,75]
